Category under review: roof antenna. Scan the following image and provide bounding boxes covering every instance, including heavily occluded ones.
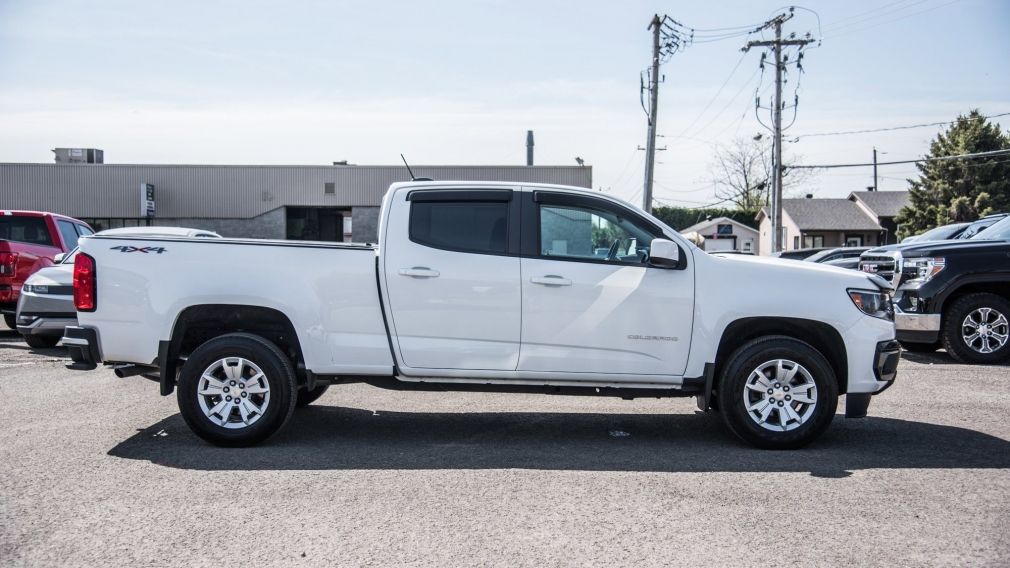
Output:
[400,154,432,182]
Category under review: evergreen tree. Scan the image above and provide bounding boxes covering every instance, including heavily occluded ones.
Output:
[895,110,1010,239]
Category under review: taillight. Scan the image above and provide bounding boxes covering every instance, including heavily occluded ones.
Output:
[73,253,96,311]
[0,252,17,276]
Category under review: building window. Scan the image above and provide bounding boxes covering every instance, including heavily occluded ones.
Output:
[803,235,825,248]
[716,223,733,235]
[324,182,335,195]
[845,235,864,247]
[793,236,799,249]
[286,207,351,242]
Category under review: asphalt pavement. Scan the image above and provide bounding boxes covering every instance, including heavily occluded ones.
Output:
[1,323,1008,567]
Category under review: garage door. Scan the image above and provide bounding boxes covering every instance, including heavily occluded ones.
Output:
[705,238,735,252]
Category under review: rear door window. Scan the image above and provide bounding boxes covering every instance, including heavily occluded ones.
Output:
[0,216,53,246]
[57,220,81,249]
[409,201,509,255]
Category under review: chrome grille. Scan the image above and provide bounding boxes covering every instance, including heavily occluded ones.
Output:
[859,253,903,288]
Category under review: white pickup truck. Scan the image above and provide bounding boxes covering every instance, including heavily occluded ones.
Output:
[66,181,900,449]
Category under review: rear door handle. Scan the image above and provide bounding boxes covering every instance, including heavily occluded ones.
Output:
[399,267,440,278]
[531,275,572,286]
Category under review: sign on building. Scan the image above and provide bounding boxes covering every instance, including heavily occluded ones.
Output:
[140,183,155,219]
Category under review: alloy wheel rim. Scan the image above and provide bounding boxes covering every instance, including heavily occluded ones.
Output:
[742,359,818,432]
[962,307,1009,354]
[196,357,271,429]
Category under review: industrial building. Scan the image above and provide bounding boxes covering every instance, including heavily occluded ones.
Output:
[0,156,591,242]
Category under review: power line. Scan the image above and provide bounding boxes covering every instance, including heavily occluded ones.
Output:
[823,0,960,39]
[789,112,1010,141]
[789,148,1010,170]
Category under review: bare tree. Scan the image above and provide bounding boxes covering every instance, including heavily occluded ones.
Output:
[710,136,809,211]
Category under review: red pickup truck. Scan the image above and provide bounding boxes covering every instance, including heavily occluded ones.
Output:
[0,211,93,328]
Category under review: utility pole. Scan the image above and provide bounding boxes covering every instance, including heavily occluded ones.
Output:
[640,14,689,213]
[872,147,878,191]
[642,15,662,213]
[745,12,815,252]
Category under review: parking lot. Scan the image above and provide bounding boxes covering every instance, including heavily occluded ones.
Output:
[1,323,1008,567]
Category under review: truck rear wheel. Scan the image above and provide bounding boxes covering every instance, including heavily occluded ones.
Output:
[177,333,297,447]
[717,336,838,450]
[942,293,1010,364]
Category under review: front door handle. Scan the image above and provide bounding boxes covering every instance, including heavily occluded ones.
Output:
[399,267,440,278]
[531,275,572,286]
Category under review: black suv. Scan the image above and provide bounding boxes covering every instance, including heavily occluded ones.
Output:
[861,214,1010,363]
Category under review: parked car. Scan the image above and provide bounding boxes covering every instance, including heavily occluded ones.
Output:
[771,247,830,260]
[900,222,970,244]
[821,256,862,270]
[1,210,92,328]
[15,227,220,347]
[803,247,871,264]
[709,250,754,256]
[867,214,1010,363]
[65,181,899,450]
[859,213,1009,287]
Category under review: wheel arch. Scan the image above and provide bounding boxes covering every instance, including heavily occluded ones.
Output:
[933,277,1010,318]
[159,304,304,396]
[714,317,849,394]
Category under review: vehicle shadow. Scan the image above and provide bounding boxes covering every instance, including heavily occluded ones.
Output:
[901,350,1010,367]
[0,328,66,356]
[108,406,1010,476]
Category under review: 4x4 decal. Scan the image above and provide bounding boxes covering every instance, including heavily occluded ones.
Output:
[110,245,167,254]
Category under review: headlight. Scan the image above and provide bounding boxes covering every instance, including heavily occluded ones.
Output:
[903,257,945,284]
[848,289,893,320]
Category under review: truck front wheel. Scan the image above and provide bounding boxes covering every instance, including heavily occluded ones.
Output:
[942,293,1010,364]
[717,336,838,450]
[177,333,297,447]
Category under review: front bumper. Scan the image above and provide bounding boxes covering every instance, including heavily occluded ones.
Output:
[846,339,901,418]
[63,326,101,370]
[16,314,77,336]
[894,306,941,344]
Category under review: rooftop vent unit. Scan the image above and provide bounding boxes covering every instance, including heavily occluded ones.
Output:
[52,148,104,164]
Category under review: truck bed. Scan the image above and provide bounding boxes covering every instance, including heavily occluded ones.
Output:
[76,235,393,376]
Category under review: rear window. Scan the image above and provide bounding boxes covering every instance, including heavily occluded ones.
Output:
[409,201,508,255]
[0,216,53,246]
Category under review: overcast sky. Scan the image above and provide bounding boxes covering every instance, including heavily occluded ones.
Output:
[1,0,1007,208]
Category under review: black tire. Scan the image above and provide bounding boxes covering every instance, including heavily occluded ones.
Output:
[3,314,15,329]
[941,293,1010,364]
[177,333,297,447]
[717,335,838,450]
[899,341,940,353]
[295,383,330,408]
[24,334,60,348]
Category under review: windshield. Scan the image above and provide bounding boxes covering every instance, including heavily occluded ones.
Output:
[915,223,964,241]
[956,217,1000,239]
[970,215,1010,241]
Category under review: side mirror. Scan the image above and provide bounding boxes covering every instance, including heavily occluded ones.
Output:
[649,238,680,268]
[52,253,65,264]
